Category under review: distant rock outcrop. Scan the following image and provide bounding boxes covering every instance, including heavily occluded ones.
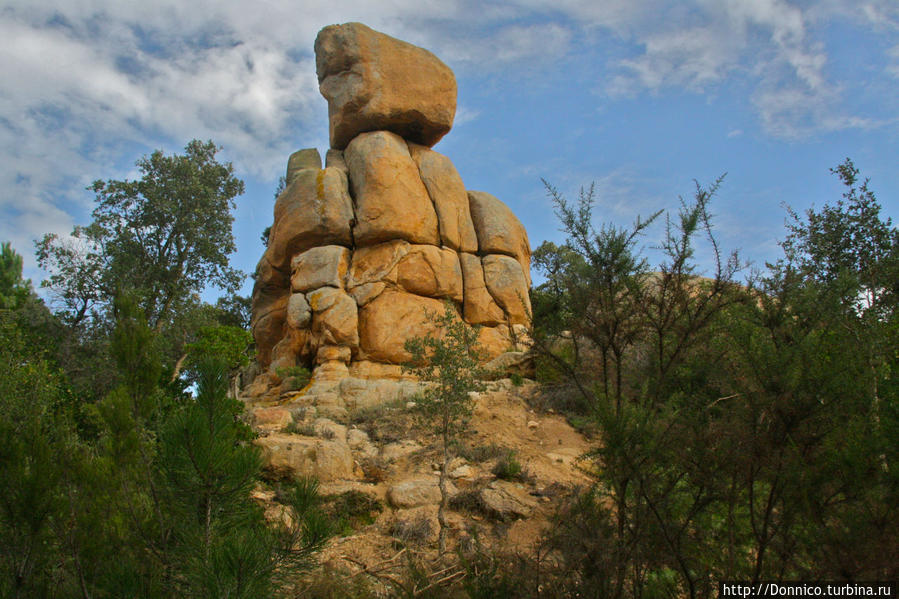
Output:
[248,22,531,398]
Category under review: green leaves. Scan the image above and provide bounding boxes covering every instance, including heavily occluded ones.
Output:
[403,302,486,439]
[37,139,245,330]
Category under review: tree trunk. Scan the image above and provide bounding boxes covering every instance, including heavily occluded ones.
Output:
[438,431,450,554]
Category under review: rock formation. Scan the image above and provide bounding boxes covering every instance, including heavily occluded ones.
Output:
[248,22,531,398]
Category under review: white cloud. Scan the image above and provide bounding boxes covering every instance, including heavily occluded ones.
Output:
[610,26,740,94]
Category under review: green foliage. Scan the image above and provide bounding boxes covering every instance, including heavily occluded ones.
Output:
[784,158,898,310]
[403,302,486,553]
[275,364,312,391]
[326,490,384,534]
[0,318,74,597]
[214,292,252,330]
[404,303,486,440]
[452,441,509,463]
[185,324,253,378]
[491,451,523,481]
[36,139,245,330]
[0,241,31,310]
[535,163,899,597]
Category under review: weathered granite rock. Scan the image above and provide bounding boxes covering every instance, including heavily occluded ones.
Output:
[256,434,354,482]
[346,240,408,288]
[387,477,457,508]
[286,293,311,329]
[345,131,439,247]
[478,325,514,360]
[408,143,478,252]
[348,282,386,306]
[482,254,531,325]
[396,245,463,301]
[467,190,531,286]
[286,148,322,184]
[268,168,354,269]
[247,23,531,397]
[251,291,288,369]
[479,479,538,519]
[315,22,457,150]
[252,407,293,431]
[308,287,359,349]
[359,290,446,363]
[381,440,423,463]
[459,252,505,326]
[313,417,348,442]
[291,245,350,292]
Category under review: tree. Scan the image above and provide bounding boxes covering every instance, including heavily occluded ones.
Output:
[0,318,74,598]
[403,303,486,553]
[0,242,31,311]
[535,165,898,597]
[534,178,746,598]
[784,158,898,312]
[36,140,245,330]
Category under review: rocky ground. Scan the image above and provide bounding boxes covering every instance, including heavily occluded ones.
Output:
[243,376,593,592]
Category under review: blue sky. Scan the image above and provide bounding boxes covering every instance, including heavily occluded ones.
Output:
[1,0,897,302]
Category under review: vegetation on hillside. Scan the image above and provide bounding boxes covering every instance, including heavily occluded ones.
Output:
[1,145,896,598]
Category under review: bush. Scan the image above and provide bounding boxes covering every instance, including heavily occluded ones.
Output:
[325,491,383,535]
[276,365,311,391]
[390,516,433,546]
[454,442,509,463]
[492,451,523,481]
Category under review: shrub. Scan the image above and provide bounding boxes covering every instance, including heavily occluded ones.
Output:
[390,516,433,546]
[325,491,383,534]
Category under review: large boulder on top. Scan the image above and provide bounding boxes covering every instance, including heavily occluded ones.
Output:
[315,22,457,150]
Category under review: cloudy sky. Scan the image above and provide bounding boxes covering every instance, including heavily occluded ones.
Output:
[2,0,897,298]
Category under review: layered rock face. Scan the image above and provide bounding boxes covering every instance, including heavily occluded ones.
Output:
[249,22,530,396]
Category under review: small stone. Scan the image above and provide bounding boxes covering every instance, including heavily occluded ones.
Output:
[478,480,537,519]
[387,478,457,508]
